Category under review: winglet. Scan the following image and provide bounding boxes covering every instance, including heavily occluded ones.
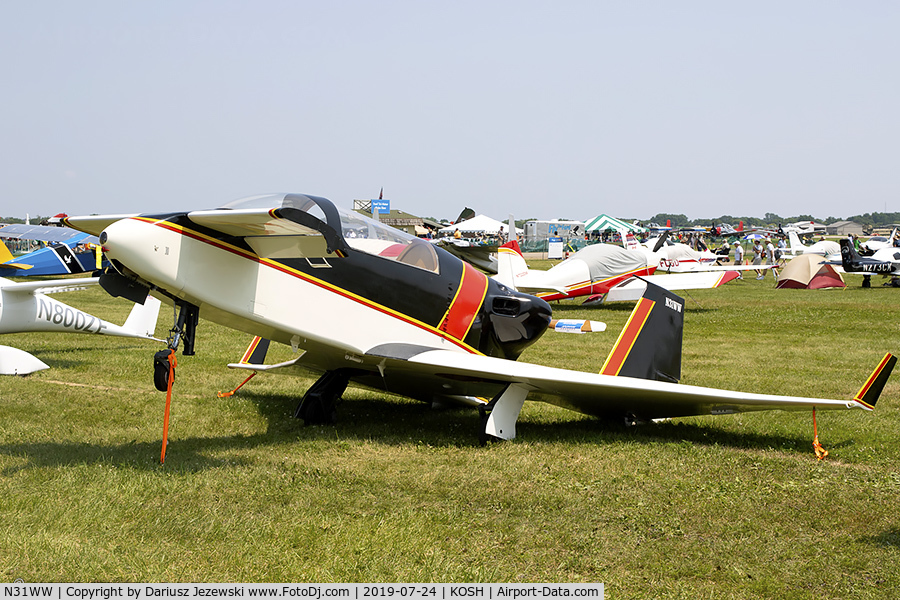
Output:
[852,352,896,410]
[599,281,684,383]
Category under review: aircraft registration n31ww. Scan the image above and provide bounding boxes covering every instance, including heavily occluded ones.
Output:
[64,194,895,444]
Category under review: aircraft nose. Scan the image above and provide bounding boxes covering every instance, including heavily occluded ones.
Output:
[99,218,185,291]
[482,283,552,360]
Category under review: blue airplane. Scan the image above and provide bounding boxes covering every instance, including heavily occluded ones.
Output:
[0,224,107,276]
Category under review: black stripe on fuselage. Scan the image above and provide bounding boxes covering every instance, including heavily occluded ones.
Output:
[149,214,483,349]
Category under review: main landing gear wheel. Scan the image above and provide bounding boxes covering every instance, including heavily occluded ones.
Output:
[294,370,350,425]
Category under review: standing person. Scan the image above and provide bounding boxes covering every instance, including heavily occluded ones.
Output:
[765,238,779,280]
[752,240,764,279]
[733,241,744,280]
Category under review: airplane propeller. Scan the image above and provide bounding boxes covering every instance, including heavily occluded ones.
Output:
[652,231,670,253]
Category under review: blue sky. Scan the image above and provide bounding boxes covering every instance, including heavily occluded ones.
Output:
[1,1,897,222]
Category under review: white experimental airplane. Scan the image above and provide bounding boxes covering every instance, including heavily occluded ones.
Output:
[494,239,739,304]
[62,193,894,443]
[860,229,898,254]
[0,276,162,374]
[782,231,841,259]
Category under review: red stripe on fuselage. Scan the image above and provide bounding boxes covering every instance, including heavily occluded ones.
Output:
[536,266,656,301]
[439,262,489,341]
[135,217,482,354]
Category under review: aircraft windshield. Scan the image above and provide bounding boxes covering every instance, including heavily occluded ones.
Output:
[337,207,439,274]
[219,194,329,224]
[219,194,439,274]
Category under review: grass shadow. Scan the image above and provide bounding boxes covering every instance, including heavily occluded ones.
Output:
[0,389,821,473]
[862,529,900,548]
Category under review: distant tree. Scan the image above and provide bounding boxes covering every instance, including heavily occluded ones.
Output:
[647,213,690,227]
[1,216,45,224]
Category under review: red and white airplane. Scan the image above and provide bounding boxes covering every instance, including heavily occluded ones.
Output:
[495,239,739,304]
[63,193,894,443]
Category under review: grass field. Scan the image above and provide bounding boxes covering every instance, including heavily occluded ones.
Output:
[1,267,899,597]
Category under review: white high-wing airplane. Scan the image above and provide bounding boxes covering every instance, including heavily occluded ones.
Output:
[63,194,894,443]
[0,276,162,374]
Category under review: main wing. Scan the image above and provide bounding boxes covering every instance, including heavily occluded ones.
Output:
[601,271,738,303]
[228,282,894,441]
[0,224,97,245]
[398,348,890,420]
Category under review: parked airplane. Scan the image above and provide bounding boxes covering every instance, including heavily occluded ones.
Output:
[836,238,900,276]
[779,231,841,260]
[62,193,894,447]
[860,229,898,254]
[639,233,770,275]
[496,239,738,303]
[0,276,162,374]
[0,224,107,276]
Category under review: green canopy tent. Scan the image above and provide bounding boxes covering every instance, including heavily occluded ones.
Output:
[584,214,648,234]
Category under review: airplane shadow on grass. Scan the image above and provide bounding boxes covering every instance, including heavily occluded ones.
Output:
[864,528,900,549]
[0,389,834,474]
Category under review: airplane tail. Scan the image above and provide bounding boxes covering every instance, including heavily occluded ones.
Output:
[0,242,14,264]
[0,241,33,271]
[788,231,804,254]
[495,240,527,290]
[122,295,163,339]
[853,353,897,409]
[599,282,683,383]
[838,238,861,271]
[622,231,640,251]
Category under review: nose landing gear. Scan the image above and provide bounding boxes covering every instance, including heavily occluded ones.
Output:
[153,302,199,392]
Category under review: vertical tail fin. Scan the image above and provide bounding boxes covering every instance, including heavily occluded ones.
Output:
[122,295,162,338]
[788,231,804,254]
[495,240,527,290]
[623,231,639,251]
[239,336,270,365]
[0,241,14,265]
[839,238,860,271]
[599,282,684,383]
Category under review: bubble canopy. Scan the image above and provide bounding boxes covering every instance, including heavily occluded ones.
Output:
[219,193,439,273]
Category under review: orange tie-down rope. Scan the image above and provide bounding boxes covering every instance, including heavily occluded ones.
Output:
[812,407,829,461]
[217,372,257,398]
[160,350,177,465]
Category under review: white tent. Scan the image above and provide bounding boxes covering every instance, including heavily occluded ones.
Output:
[439,215,522,236]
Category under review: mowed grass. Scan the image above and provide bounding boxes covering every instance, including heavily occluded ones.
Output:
[1,269,899,597]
